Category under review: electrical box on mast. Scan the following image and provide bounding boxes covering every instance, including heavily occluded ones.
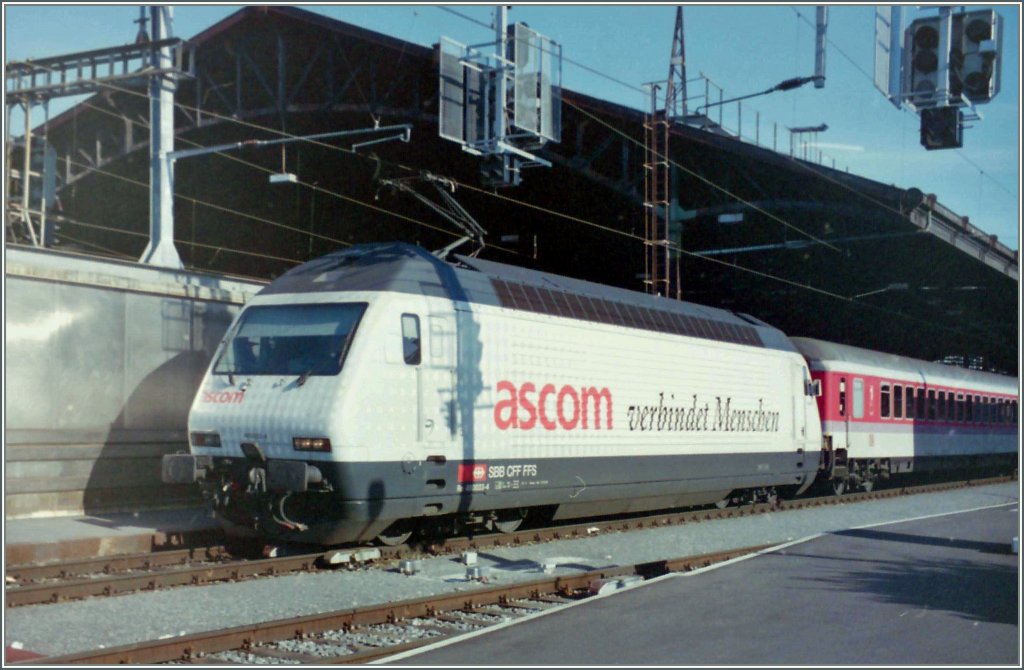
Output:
[438,14,562,188]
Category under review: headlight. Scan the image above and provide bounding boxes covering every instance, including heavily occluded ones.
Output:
[293,437,332,452]
[190,431,222,448]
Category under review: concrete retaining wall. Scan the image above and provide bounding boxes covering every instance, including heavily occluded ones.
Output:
[4,247,264,518]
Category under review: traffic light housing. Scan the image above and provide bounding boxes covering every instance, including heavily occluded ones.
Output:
[920,106,963,150]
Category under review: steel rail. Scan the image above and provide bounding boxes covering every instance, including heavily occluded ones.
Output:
[6,546,228,582]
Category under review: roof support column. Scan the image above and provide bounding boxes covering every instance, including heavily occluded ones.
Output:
[141,6,183,269]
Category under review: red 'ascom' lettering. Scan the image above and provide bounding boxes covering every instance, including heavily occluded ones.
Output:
[494,381,613,431]
[201,390,245,404]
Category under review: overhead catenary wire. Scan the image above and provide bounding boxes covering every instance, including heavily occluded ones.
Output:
[46,211,310,275]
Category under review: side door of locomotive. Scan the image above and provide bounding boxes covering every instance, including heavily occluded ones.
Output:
[419,312,458,446]
[393,307,459,506]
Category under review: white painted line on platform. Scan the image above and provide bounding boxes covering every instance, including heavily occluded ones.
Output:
[847,501,1017,531]
[374,498,1019,664]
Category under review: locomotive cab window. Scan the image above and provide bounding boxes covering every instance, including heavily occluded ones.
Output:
[213,303,366,377]
[401,314,421,365]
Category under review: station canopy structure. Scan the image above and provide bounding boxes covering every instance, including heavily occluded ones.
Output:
[6,6,1018,373]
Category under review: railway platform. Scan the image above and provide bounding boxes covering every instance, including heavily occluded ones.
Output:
[388,504,1020,666]
[3,507,220,565]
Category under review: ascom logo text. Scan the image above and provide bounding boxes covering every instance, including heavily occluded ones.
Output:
[494,381,613,431]
[201,390,245,404]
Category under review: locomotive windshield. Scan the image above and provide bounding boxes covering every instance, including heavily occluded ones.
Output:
[213,303,367,376]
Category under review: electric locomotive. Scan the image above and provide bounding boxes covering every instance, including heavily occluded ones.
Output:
[163,242,824,545]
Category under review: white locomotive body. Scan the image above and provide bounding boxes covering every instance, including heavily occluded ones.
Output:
[166,243,822,544]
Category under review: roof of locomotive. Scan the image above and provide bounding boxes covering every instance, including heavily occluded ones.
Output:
[791,337,1018,391]
[259,242,796,352]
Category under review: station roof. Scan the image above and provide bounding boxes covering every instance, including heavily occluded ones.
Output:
[19,5,1019,374]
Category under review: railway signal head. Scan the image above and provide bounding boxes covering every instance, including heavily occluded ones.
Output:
[956,9,1003,104]
[904,16,942,108]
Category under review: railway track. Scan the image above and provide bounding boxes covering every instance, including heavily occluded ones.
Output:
[25,543,773,665]
[4,475,1010,610]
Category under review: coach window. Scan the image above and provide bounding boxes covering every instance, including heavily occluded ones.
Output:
[880,383,891,418]
[974,395,981,423]
[965,394,974,423]
[905,387,915,421]
[938,391,946,421]
[401,314,421,365]
[1013,401,1019,426]
[852,378,865,419]
[955,393,964,422]
[839,378,847,416]
[893,384,903,419]
[947,392,955,421]
[927,390,937,421]
[916,387,926,420]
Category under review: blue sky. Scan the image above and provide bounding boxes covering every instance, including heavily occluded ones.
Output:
[4,3,1020,250]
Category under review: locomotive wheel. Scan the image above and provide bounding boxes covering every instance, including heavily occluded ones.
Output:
[376,519,415,546]
[831,479,847,496]
[493,508,527,534]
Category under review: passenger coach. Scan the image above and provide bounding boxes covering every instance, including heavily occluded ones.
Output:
[792,337,1018,494]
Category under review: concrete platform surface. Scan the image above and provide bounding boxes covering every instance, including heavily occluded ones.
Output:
[388,504,1021,666]
[4,508,221,565]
